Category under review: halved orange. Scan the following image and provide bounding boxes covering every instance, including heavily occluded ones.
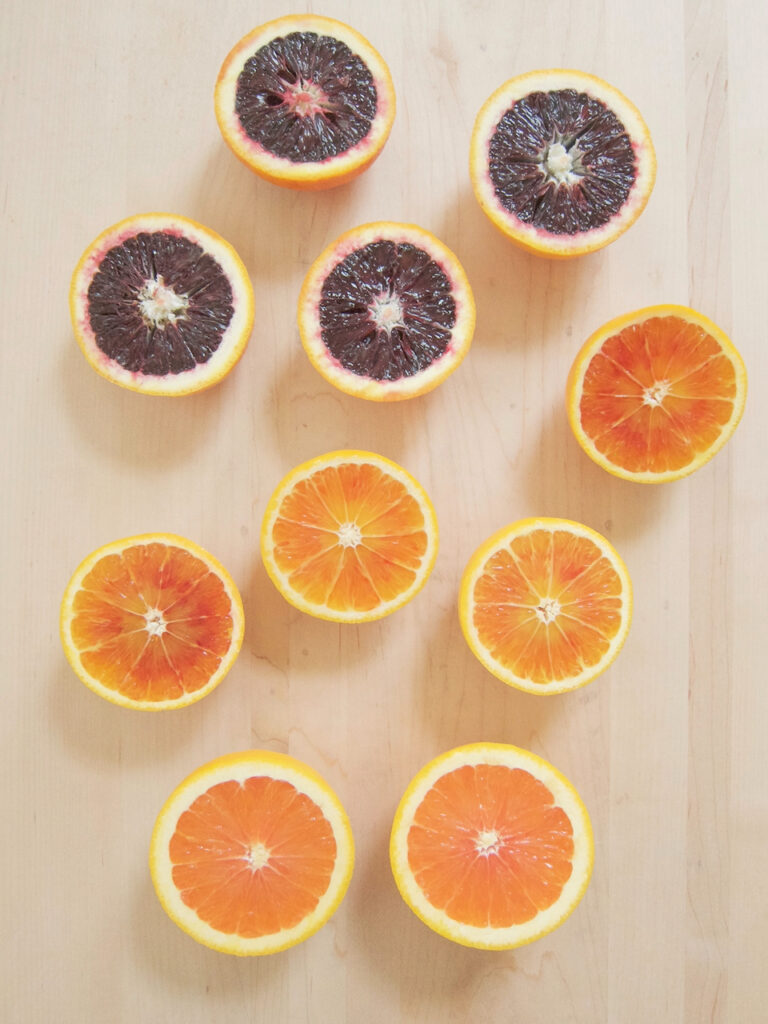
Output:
[150,750,354,955]
[215,15,395,190]
[261,451,438,623]
[390,743,594,949]
[60,534,244,710]
[470,70,656,257]
[298,222,475,400]
[567,305,748,482]
[459,518,632,694]
[70,213,254,395]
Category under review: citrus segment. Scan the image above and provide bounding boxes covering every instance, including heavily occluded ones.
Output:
[150,751,354,955]
[261,451,438,622]
[60,534,244,710]
[390,744,593,949]
[460,518,631,694]
[470,70,656,257]
[70,214,254,395]
[567,305,747,481]
[215,15,395,190]
[298,223,475,400]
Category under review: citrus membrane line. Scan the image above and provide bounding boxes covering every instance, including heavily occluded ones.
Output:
[557,610,614,639]
[552,619,588,670]
[590,403,650,441]
[358,493,412,529]
[652,402,703,448]
[308,475,349,525]
[352,549,385,601]
[158,639,187,688]
[357,544,421,573]
[551,552,603,600]
[78,592,150,615]
[599,351,650,391]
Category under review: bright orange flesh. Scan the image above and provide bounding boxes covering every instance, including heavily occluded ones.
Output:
[70,543,234,702]
[407,764,574,928]
[271,462,428,614]
[579,315,738,475]
[169,776,336,938]
[473,528,623,686]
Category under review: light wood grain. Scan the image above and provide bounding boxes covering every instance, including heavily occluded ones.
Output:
[2,0,766,1021]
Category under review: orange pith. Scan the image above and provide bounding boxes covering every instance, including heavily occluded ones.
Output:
[61,535,244,709]
[569,307,747,480]
[261,452,438,622]
[407,763,574,928]
[169,776,336,938]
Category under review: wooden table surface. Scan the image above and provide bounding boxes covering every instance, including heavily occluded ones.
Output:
[3,0,767,1020]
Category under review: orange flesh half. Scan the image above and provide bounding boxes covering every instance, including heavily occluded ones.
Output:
[169,777,336,938]
[407,764,574,927]
[472,529,623,685]
[579,315,738,474]
[70,543,234,702]
[271,462,428,613]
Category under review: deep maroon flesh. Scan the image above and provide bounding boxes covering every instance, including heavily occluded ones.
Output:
[318,241,456,381]
[86,232,234,376]
[488,89,636,234]
[235,31,377,163]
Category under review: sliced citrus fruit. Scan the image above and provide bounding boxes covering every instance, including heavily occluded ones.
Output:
[470,69,656,257]
[70,213,254,395]
[459,518,631,694]
[215,15,395,190]
[150,750,354,955]
[390,743,593,949]
[298,222,475,401]
[261,450,438,622]
[60,534,244,710]
[567,305,748,482]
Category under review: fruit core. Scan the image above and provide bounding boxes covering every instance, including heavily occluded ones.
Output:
[488,89,636,234]
[475,828,501,853]
[535,596,561,624]
[235,31,377,162]
[247,842,271,870]
[137,277,189,328]
[643,379,671,407]
[318,240,456,380]
[86,232,234,376]
[337,521,363,547]
[144,608,168,637]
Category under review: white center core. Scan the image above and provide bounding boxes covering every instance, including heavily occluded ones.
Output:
[144,609,167,637]
[286,80,328,117]
[369,292,405,333]
[137,276,189,328]
[643,380,671,407]
[338,522,362,548]
[535,597,561,624]
[247,842,270,870]
[476,829,501,853]
[542,141,584,185]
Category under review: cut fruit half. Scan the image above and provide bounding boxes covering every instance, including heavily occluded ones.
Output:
[150,750,354,955]
[470,69,656,257]
[298,222,475,400]
[60,534,244,710]
[567,305,748,482]
[261,450,438,622]
[215,15,395,190]
[390,743,593,949]
[70,213,254,395]
[459,518,631,694]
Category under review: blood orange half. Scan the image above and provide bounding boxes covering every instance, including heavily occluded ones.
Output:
[60,534,244,710]
[215,15,395,190]
[150,750,354,955]
[70,213,254,395]
[261,450,438,623]
[459,518,632,694]
[567,305,748,482]
[470,70,656,257]
[298,223,475,400]
[390,743,594,950]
